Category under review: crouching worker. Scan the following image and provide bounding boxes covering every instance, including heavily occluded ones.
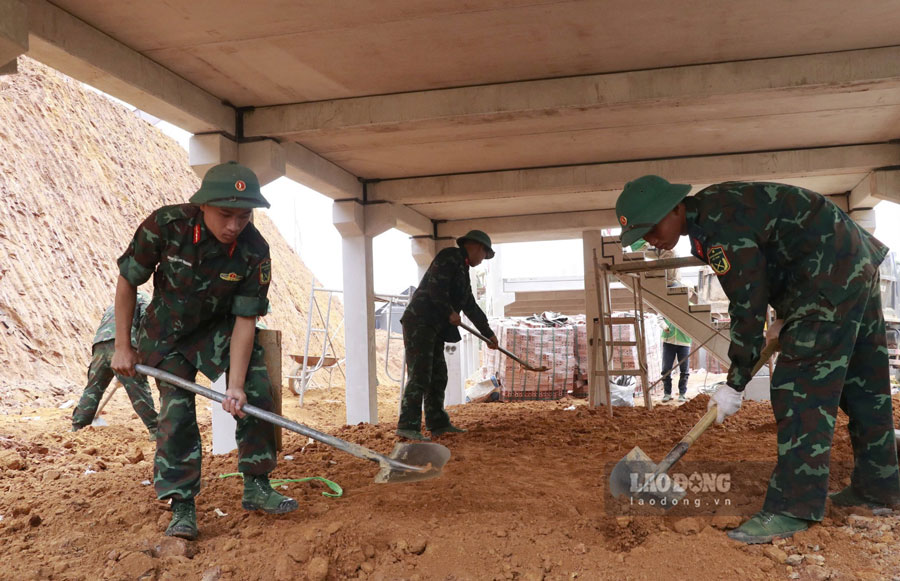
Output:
[615,175,900,544]
[111,162,297,540]
[72,291,157,436]
[397,230,500,441]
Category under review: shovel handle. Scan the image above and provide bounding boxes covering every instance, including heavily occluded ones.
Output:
[651,338,780,477]
[459,322,545,371]
[135,364,425,473]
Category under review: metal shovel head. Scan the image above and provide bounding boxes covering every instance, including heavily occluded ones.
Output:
[608,446,686,506]
[374,442,451,484]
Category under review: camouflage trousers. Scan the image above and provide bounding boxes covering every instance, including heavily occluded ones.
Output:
[72,340,158,434]
[398,321,450,432]
[152,344,278,501]
[764,273,900,521]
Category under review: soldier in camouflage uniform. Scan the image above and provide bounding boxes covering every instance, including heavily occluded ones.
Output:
[72,291,157,435]
[397,230,500,441]
[111,162,297,540]
[616,175,900,543]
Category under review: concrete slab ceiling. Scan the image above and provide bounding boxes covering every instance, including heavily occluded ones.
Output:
[26,0,900,237]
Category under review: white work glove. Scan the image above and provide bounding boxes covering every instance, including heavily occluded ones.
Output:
[708,384,743,424]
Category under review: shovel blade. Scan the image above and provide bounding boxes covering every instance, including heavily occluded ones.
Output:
[608,446,687,506]
[374,442,451,484]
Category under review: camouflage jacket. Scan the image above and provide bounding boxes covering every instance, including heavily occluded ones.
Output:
[684,182,887,390]
[401,246,494,343]
[117,204,271,377]
[92,291,150,347]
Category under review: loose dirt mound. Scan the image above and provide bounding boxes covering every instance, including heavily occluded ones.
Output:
[0,57,344,407]
[1,392,899,580]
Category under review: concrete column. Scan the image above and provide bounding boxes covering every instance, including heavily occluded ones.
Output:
[0,0,27,70]
[410,236,436,281]
[189,134,238,178]
[238,139,286,187]
[582,230,607,406]
[849,209,877,234]
[333,200,378,424]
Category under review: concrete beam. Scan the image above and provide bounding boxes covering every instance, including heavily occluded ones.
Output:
[365,203,432,238]
[850,169,900,209]
[283,142,361,200]
[371,144,900,205]
[26,0,233,134]
[245,46,900,139]
[0,0,27,69]
[437,210,618,243]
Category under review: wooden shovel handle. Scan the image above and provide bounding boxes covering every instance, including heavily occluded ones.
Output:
[653,338,780,476]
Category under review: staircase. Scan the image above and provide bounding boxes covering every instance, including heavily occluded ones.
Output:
[597,235,731,368]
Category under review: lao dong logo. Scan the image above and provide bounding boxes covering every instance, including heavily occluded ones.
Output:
[631,471,732,494]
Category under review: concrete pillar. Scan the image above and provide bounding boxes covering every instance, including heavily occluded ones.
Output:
[238,139,286,187]
[0,0,27,70]
[582,230,608,406]
[410,236,436,281]
[849,209,877,234]
[210,374,237,455]
[333,200,378,424]
[189,134,238,178]
[444,343,464,407]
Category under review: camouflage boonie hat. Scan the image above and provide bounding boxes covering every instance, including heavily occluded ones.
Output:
[189,161,270,209]
[457,230,495,259]
[616,175,691,248]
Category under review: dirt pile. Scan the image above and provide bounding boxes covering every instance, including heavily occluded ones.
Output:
[2,393,899,580]
[0,57,345,408]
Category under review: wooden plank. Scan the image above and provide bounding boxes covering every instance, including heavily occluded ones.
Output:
[258,329,282,451]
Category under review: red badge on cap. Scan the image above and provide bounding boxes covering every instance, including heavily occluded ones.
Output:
[619,216,628,227]
[235,180,246,192]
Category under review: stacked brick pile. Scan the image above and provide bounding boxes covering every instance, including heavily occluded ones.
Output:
[483,319,579,400]
[477,313,664,400]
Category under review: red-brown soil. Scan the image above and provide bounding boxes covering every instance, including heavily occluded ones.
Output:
[1,387,898,581]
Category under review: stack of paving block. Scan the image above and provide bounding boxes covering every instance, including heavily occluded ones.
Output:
[482,318,578,400]
[571,313,664,393]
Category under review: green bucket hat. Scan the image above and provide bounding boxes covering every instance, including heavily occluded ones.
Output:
[457,230,495,259]
[189,161,270,209]
[615,175,691,248]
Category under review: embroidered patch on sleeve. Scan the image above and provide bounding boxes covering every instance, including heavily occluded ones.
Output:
[259,259,272,285]
[708,245,731,275]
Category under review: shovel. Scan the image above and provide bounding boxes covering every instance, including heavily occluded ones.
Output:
[459,322,550,372]
[608,339,779,504]
[135,365,450,484]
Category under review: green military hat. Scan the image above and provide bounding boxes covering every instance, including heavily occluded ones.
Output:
[189,161,270,209]
[616,175,691,248]
[457,229,495,259]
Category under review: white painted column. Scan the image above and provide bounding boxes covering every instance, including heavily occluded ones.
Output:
[0,0,27,71]
[334,200,378,424]
[582,230,608,406]
[210,374,238,455]
[410,236,436,281]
